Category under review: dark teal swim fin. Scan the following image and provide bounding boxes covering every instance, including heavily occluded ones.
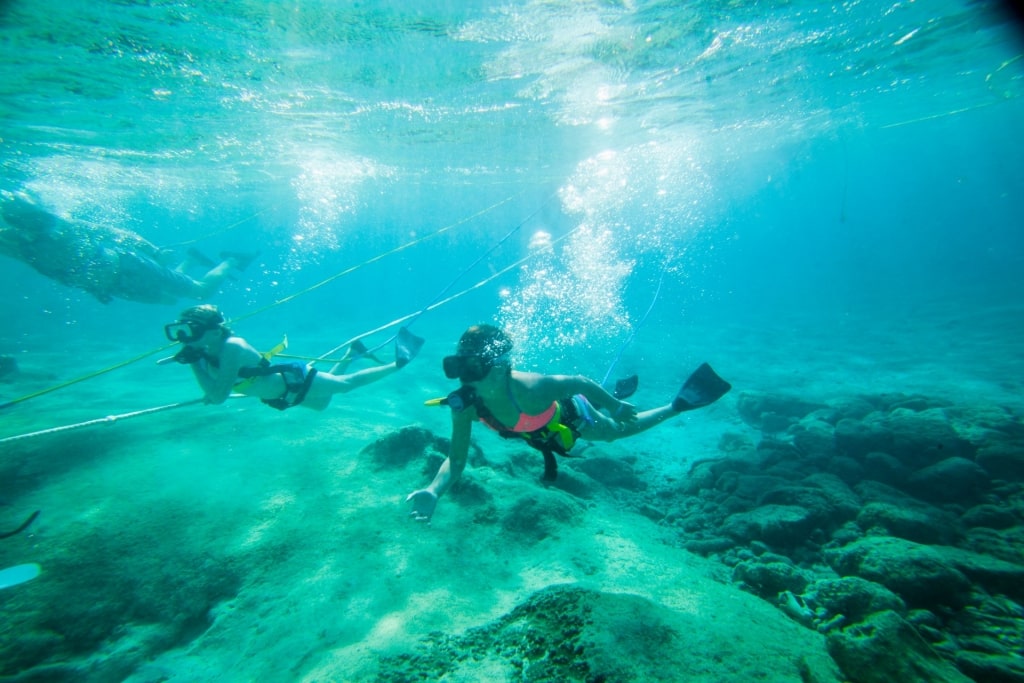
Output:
[613,374,639,400]
[187,247,217,268]
[220,250,260,271]
[395,327,425,368]
[672,363,731,412]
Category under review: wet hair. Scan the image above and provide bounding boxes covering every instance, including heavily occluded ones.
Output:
[455,324,513,363]
[179,304,231,335]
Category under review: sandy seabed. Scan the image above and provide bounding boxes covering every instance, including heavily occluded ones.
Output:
[1,302,1022,682]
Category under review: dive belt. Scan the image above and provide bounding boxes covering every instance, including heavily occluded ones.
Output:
[233,337,317,410]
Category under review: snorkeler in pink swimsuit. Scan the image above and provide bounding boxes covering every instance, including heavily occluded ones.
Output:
[407,324,731,524]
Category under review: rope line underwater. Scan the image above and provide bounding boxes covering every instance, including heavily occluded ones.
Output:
[314,220,581,363]
[161,206,276,248]
[600,260,669,396]
[0,398,204,445]
[351,193,557,359]
[0,191,528,411]
[228,190,529,328]
[0,224,582,444]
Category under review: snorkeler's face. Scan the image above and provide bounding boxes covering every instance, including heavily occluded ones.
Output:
[164,320,210,344]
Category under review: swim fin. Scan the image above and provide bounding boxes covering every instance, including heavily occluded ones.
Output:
[672,362,731,412]
[395,327,425,368]
[187,247,217,268]
[0,563,41,590]
[613,374,639,400]
[220,250,260,271]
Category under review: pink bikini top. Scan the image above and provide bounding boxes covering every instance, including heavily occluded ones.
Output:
[507,402,558,432]
[478,378,558,433]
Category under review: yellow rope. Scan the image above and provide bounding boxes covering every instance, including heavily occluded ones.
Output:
[162,206,275,248]
[314,222,583,362]
[0,343,177,410]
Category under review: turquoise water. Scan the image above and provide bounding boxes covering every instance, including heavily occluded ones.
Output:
[2,1,1023,681]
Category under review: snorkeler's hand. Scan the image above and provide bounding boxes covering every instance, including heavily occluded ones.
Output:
[406,489,438,524]
[174,346,202,364]
[613,401,638,424]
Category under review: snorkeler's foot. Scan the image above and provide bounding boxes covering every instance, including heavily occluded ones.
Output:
[672,362,731,412]
[348,339,384,365]
[395,327,424,369]
[220,250,260,271]
[329,339,385,374]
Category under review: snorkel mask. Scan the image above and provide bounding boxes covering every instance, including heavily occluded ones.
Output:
[442,324,512,383]
[164,304,225,343]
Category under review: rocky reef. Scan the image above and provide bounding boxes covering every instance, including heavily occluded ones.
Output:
[643,391,1024,683]
[361,390,1024,682]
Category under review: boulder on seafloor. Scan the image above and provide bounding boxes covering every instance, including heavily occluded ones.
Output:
[360,425,445,469]
[758,473,862,527]
[500,490,583,542]
[825,397,877,421]
[788,418,839,464]
[736,391,825,430]
[905,456,990,503]
[733,558,811,597]
[855,500,962,546]
[862,451,910,485]
[961,503,1020,530]
[930,544,1024,601]
[809,576,906,623]
[974,441,1024,480]
[722,504,819,548]
[547,466,598,500]
[376,584,843,683]
[826,536,1024,606]
[955,646,1024,683]
[960,526,1024,565]
[824,537,972,608]
[728,473,794,502]
[572,456,647,491]
[835,408,973,469]
[826,610,973,683]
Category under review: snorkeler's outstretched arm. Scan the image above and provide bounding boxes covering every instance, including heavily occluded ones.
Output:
[407,408,474,523]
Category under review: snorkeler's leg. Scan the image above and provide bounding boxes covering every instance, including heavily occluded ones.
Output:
[581,403,678,442]
[329,339,385,374]
[195,260,235,294]
[585,365,731,441]
[317,363,401,396]
[297,366,397,409]
[193,251,259,294]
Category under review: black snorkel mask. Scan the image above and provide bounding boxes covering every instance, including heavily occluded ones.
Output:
[442,354,491,383]
[443,347,513,383]
[164,320,210,344]
[165,304,226,344]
